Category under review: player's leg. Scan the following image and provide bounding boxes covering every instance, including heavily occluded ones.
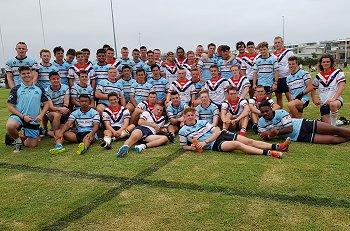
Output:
[47,112,61,137]
[315,120,350,137]
[135,135,168,153]
[220,140,282,158]
[130,108,143,125]
[223,113,232,130]
[23,127,40,148]
[96,104,106,116]
[236,135,290,151]
[126,102,135,114]
[238,116,249,136]
[313,134,350,144]
[275,92,283,109]
[329,100,342,126]
[288,99,303,118]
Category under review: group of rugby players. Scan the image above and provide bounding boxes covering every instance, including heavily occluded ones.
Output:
[5,36,350,159]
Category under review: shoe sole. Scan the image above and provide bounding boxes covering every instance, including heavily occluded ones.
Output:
[280,137,291,152]
[76,143,86,155]
[49,148,66,155]
[116,146,129,158]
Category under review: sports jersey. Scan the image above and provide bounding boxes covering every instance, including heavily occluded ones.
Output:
[162,63,178,83]
[273,48,294,78]
[8,82,48,119]
[195,103,219,124]
[253,54,279,87]
[217,58,245,80]
[5,56,38,86]
[139,110,166,135]
[175,57,188,68]
[137,99,155,112]
[102,105,130,128]
[249,96,275,110]
[148,77,169,102]
[313,69,346,106]
[132,60,144,77]
[92,63,111,85]
[199,56,218,81]
[192,80,205,98]
[228,75,250,98]
[168,79,196,105]
[258,109,302,141]
[179,120,214,149]
[95,79,123,106]
[130,81,153,105]
[221,97,248,118]
[68,63,96,85]
[38,63,60,89]
[68,108,100,133]
[183,62,198,80]
[239,53,259,81]
[143,62,162,79]
[53,60,71,86]
[287,69,311,101]
[45,84,69,107]
[202,77,230,105]
[113,58,135,73]
[117,78,136,102]
[166,101,187,119]
[70,84,94,109]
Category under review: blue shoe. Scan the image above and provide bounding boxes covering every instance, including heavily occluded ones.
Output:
[134,144,146,153]
[115,145,129,158]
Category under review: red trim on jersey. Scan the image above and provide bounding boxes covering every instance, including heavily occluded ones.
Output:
[209,76,223,85]
[320,68,337,81]
[74,63,90,70]
[227,96,240,111]
[229,75,245,85]
[176,78,190,87]
[237,52,249,59]
[108,105,122,115]
[273,48,286,58]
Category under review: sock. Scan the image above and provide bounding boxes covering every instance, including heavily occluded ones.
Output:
[120,129,129,138]
[263,149,269,156]
[15,137,22,143]
[271,144,278,150]
[104,136,112,145]
[144,144,148,149]
[331,111,338,126]
[252,124,258,134]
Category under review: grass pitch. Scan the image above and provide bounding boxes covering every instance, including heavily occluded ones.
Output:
[0,69,349,231]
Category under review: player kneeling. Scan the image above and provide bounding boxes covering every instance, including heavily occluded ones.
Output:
[49,94,100,155]
[179,107,290,158]
[99,92,135,149]
[115,104,169,157]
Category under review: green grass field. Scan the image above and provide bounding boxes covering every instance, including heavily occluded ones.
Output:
[0,70,350,231]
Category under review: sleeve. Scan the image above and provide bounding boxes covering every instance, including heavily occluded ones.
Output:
[95,84,103,92]
[243,77,250,87]
[102,111,110,121]
[64,86,70,95]
[166,106,175,119]
[7,86,19,104]
[221,101,229,111]
[31,60,39,72]
[280,111,293,128]
[140,111,149,121]
[137,101,145,110]
[268,98,275,107]
[179,129,188,146]
[123,108,131,119]
[195,108,199,120]
[70,87,78,98]
[257,118,267,133]
[273,58,279,72]
[337,71,346,84]
[68,112,76,121]
[68,67,75,79]
[239,99,248,107]
[5,60,12,73]
[39,86,49,103]
[253,62,258,73]
[248,98,255,105]
[213,105,219,118]
[130,83,135,96]
[93,112,100,123]
[240,58,247,71]
[223,80,230,91]
[190,84,196,95]
[303,73,312,83]
[89,68,96,80]
[312,77,319,89]
[205,120,214,131]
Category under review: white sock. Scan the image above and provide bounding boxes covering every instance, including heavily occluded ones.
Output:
[331,111,338,126]
[120,130,129,138]
[104,136,112,145]
[15,138,22,143]
[137,144,147,150]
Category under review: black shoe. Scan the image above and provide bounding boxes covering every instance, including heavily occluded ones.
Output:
[339,116,349,125]
[5,133,15,145]
[166,131,176,143]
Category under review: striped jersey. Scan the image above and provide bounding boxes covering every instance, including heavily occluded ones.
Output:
[179,120,215,149]
[253,54,279,87]
[38,63,60,89]
[148,77,169,102]
[117,78,136,102]
[221,97,248,118]
[195,103,219,124]
[68,108,100,133]
[95,79,123,106]
[249,96,275,110]
[217,58,245,80]
[70,84,94,109]
[192,80,205,98]
[228,75,250,98]
[102,105,130,128]
[132,60,144,77]
[166,101,187,120]
[162,63,178,84]
[183,62,199,80]
[168,79,196,105]
[202,77,230,105]
[68,63,96,85]
[175,57,188,68]
[239,53,259,81]
[139,110,166,134]
[113,58,135,73]
[92,63,111,85]
[137,99,155,112]
[273,48,294,78]
[130,81,153,105]
[287,69,311,101]
[45,84,70,107]
[313,69,346,106]
[53,60,71,86]
[6,56,38,86]
[143,62,162,79]
[199,56,218,81]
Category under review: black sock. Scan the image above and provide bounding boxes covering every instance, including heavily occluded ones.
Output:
[263,149,269,156]
[271,144,278,150]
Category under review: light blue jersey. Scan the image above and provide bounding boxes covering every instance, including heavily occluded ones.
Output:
[38,63,60,89]
[195,103,219,124]
[92,63,111,85]
[132,60,144,77]
[68,108,100,133]
[148,77,169,102]
[287,69,311,103]
[45,84,69,107]
[253,54,279,87]
[114,58,135,73]
[130,81,153,105]
[258,109,302,141]
[143,62,162,79]
[166,102,186,119]
[192,80,205,98]
[53,60,71,86]
[199,56,217,81]
[217,58,239,79]
[70,84,94,110]
[117,78,136,102]
[6,56,38,86]
[179,120,215,150]
[95,79,123,106]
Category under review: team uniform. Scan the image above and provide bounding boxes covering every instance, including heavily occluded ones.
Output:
[143,62,162,79]
[102,105,130,131]
[137,99,155,112]
[249,96,275,110]
[228,75,250,98]
[37,63,60,89]
[148,77,169,102]
[68,108,100,142]
[221,97,249,119]
[287,69,312,110]
[162,63,178,84]
[192,80,205,99]
[195,103,219,124]
[68,63,96,85]
[253,54,279,94]
[95,79,123,106]
[273,48,294,93]
[166,102,187,128]
[199,56,218,81]
[92,63,111,85]
[5,56,38,86]
[53,60,71,86]
[313,69,346,116]
[175,57,188,68]
[113,58,135,73]
[202,77,230,107]
[168,79,196,105]
[183,62,198,79]
[7,83,48,138]
[117,78,136,102]
[217,58,246,80]
[132,60,144,77]
[130,81,153,105]
[70,84,94,110]
[45,84,70,123]
[239,53,260,86]
[136,110,166,139]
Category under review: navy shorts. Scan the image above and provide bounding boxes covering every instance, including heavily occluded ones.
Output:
[263,86,272,95]
[76,131,90,143]
[297,100,309,113]
[296,119,317,143]
[320,101,343,116]
[135,125,154,140]
[212,130,238,151]
[275,78,289,93]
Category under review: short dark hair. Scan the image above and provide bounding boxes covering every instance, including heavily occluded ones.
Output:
[176,46,185,53]
[18,66,31,73]
[78,70,87,76]
[79,94,91,101]
[221,45,230,51]
[259,99,272,108]
[53,46,64,55]
[49,71,60,78]
[132,48,140,53]
[81,48,90,54]
[140,46,147,50]
[96,49,106,55]
[147,50,154,55]
[103,44,111,49]
[151,64,160,71]
[170,91,179,96]
[121,65,131,71]
[149,91,157,96]
[226,86,238,93]
[108,92,119,99]
[236,41,246,50]
[288,56,298,64]
[136,68,146,75]
[208,43,216,49]
[66,48,76,56]
[209,64,219,70]
[247,41,255,47]
[106,47,114,52]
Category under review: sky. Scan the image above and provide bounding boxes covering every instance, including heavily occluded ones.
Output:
[0,0,349,65]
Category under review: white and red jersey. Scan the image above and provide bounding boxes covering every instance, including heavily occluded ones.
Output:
[168,78,196,105]
[273,48,294,78]
[175,57,188,67]
[239,52,259,81]
[183,61,198,80]
[162,62,178,84]
[249,96,275,110]
[140,110,166,135]
[313,69,346,106]
[102,105,130,128]
[228,75,250,98]
[68,63,96,85]
[202,76,230,105]
[137,99,155,112]
[221,97,248,118]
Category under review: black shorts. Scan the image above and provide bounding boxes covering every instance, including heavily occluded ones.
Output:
[212,130,238,151]
[60,114,69,124]
[76,131,90,143]
[275,78,289,93]
[249,80,254,88]
[135,125,154,140]
[296,119,317,143]
[320,101,343,116]
[297,101,309,113]
[263,86,272,95]
[112,126,121,131]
